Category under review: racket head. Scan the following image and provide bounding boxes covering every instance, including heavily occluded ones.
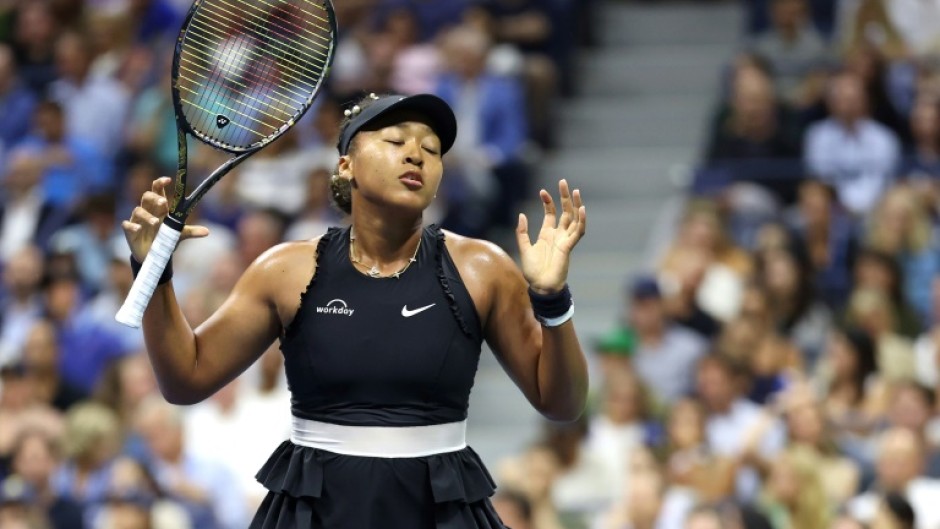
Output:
[171,0,336,154]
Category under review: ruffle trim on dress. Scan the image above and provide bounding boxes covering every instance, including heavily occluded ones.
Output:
[254,441,497,505]
[432,227,473,338]
[282,228,336,343]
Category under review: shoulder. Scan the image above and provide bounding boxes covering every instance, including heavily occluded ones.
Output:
[243,237,324,285]
[441,229,517,276]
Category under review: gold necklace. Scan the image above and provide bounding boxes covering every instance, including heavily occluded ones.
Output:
[349,228,420,279]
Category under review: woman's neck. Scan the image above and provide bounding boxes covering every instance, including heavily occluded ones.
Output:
[349,211,423,263]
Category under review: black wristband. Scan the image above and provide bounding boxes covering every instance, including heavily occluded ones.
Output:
[130,256,174,285]
[528,284,572,320]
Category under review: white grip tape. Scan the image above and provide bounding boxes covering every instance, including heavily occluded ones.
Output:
[115,223,182,328]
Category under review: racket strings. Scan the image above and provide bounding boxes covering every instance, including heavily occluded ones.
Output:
[177,0,333,149]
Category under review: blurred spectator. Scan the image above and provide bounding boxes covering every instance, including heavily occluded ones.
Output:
[93,353,158,441]
[884,381,940,477]
[695,354,786,500]
[496,443,566,529]
[847,428,940,529]
[78,239,144,354]
[234,209,285,271]
[817,326,887,435]
[19,100,111,210]
[10,2,59,96]
[0,150,71,261]
[778,386,860,504]
[842,44,910,143]
[234,132,334,218]
[746,0,829,107]
[705,65,801,162]
[124,51,178,175]
[717,285,802,404]
[0,246,44,367]
[42,269,128,396]
[21,320,84,413]
[435,25,529,237]
[783,179,857,310]
[852,248,922,338]
[845,287,917,383]
[50,402,122,526]
[48,193,125,295]
[379,6,443,96]
[865,186,940,326]
[804,71,900,215]
[627,275,709,406]
[184,346,290,509]
[593,446,696,529]
[102,456,191,529]
[133,396,249,529]
[900,97,940,181]
[583,368,655,501]
[49,31,130,161]
[0,43,36,152]
[757,445,831,529]
[658,199,753,323]
[662,398,736,503]
[755,244,832,367]
[466,0,560,149]
[0,361,64,479]
[9,429,84,529]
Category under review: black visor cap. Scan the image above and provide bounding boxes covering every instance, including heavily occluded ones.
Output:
[337,94,458,156]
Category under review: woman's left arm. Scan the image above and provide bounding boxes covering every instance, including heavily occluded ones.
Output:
[481,180,588,422]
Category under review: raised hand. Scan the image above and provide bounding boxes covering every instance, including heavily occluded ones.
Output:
[516,179,587,294]
[122,177,209,262]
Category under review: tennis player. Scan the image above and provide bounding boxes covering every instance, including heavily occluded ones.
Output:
[123,92,588,529]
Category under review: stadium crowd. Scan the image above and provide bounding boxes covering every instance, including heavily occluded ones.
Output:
[510,1,940,529]
[0,0,589,528]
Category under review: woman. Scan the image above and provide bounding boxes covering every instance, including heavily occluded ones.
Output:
[121,93,589,529]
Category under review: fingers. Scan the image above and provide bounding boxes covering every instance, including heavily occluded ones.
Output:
[181,225,210,240]
[151,176,173,196]
[539,189,555,233]
[515,213,531,253]
[558,179,573,229]
[141,191,169,217]
[130,205,161,228]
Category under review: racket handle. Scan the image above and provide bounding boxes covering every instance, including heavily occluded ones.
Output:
[115,222,183,328]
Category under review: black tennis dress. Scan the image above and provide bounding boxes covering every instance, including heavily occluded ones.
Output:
[249,225,508,529]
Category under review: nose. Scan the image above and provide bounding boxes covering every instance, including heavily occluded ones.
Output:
[403,140,423,168]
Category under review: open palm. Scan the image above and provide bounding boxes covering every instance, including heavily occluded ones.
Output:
[516,179,587,293]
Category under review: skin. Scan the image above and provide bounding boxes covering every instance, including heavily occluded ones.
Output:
[123,110,589,421]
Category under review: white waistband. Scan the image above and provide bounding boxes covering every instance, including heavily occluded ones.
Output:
[290,416,468,458]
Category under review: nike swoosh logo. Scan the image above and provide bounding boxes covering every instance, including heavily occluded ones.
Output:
[401,303,436,317]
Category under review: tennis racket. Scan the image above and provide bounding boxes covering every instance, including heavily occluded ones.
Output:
[116,0,337,328]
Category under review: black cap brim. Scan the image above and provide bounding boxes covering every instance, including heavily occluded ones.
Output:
[338,94,458,156]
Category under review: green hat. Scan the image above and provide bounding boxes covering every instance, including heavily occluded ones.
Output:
[593,327,635,357]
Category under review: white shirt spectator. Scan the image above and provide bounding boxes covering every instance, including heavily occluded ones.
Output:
[913,332,939,388]
[804,118,900,214]
[633,326,708,404]
[706,399,786,500]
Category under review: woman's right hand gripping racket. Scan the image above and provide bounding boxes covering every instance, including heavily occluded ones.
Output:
[116,0,337,328]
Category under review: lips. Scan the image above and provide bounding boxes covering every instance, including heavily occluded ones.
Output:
[399,171,423,189]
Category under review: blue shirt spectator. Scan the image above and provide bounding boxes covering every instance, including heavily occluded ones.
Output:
[19,101,112,210]
[0,45,37,153]
[804,73,900,215]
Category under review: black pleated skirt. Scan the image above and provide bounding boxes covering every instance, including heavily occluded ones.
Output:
[248,441,508,529]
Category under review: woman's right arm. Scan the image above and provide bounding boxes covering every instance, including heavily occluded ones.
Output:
[124,177,303,404]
